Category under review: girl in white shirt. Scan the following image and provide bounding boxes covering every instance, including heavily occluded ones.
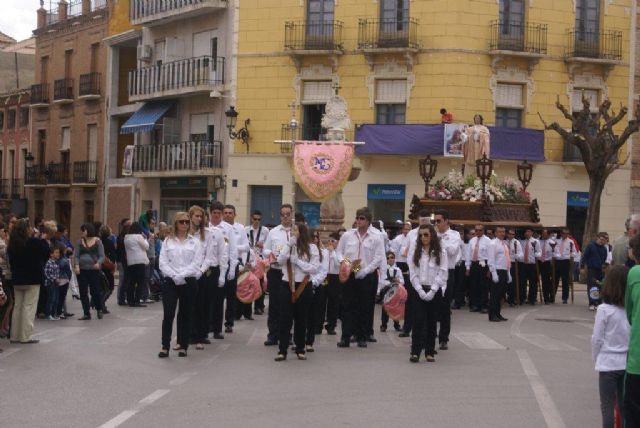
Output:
[408,224,448,363]
[275,223,319,361]
[305,230,329,353]
[158,212,204,358]
[591,265,630,428]
[378,251,404,332]
[124,222,149,307]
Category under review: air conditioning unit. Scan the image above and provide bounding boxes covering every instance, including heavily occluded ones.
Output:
[137,45,152,62]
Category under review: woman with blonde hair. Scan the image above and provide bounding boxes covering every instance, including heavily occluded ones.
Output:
[158,212,204,358]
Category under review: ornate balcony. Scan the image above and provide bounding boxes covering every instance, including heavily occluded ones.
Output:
[46,162,71,186]
[128,56,225,102]
[130,0,227,26]
[284,20,344,70]
[53,78,74,104]
[489,20,547,71]
[132,140,223,177]
[357,18,419,51]
[25,165,47,186]
[565,29,622,62]
[30,83,49,107]
[73,161,98,185]
[79,72,101,100]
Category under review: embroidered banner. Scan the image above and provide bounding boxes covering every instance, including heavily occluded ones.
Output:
[293,142,354,202]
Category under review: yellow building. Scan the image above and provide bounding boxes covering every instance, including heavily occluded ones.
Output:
[227,0,634,242]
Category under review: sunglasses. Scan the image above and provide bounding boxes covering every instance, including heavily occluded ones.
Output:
[434,219,443,224]
[387,256,395,259]
[177,220,190,225]
[420,233,431,237]
[356,216,367,221]
[252,217,261,221]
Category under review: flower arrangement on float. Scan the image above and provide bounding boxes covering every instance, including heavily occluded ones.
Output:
[427,169,531,204]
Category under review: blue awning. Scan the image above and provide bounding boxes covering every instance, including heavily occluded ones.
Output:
[120,100,176,134]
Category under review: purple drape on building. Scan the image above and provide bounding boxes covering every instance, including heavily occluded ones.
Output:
[354,124,545,161]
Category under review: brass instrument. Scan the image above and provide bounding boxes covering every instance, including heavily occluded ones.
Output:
[351,259,362,273]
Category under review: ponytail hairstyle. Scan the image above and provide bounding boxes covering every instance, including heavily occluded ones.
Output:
[412,223,442,267]
[295,222,312,261]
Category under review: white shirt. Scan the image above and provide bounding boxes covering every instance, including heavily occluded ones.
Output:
[310,248,330,287]
[245,225,269,256]
[465,235,492,268]
[521,238,541,264]
[438,227,462,269]
[277,243,319,283]
[263,224,292,270]
[488,239,511,272]
[592,303,631,371]
[326,248,340,275]
[553,237,576,260]
[159,235,205,285]
[209,221,238,277]
[336,229,385,277]
[537,238,555,262]
[507,238,523,263]
[124,234,150,266]
[199,228,228,276]
[408,247,448,294]
[378,264,404,294]
[230,222,250,263]
[367,226,388,270]
[390,233,411,263]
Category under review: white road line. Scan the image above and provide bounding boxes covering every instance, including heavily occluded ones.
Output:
[0,348,21,360]
[453,332,506,350]
[98,410,137,428]
[510,309,538,336]
[138,389,170,405]
[516,333,579,351]
[169,371,198,386]
[200,343,230,366]
[246,328,268,345]
[97,327,147,345]
[517,349,567,428]
[31,327,86,344]
[98,389,170,428]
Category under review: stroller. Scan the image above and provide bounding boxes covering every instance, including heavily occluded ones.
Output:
[149,264,164,301]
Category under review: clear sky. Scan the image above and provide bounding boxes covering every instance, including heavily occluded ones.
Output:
[1,1,42,42]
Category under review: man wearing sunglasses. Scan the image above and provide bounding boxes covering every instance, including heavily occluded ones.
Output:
[246,210,269,315]
[335,207,384,348]
[553,227,576,304]
[465,224,492,313]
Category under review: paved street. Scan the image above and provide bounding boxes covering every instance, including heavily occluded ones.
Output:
[1,290,600,428]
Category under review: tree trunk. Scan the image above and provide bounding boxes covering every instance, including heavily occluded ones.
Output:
[583,175,604,245]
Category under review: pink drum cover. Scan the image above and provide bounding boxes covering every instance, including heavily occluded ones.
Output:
[236,271,263,303]
[293,142,354,202]
[252,257,266,280]
[383,285,407,321]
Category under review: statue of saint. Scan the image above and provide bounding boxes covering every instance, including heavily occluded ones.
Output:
[463,114,490,174]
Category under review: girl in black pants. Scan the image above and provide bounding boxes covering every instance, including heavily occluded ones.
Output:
[74,223,106,320]
[408,223,448,363]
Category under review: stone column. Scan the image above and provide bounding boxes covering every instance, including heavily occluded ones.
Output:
[82,0,92,15]
[37,6,47,29]
[58,0,68,21]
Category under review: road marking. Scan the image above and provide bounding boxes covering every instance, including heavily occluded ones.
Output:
[510,309,538,336]
[31,327,86,344]
[200,344,230,366]
[97,327,147,345]
[516,333,579,351]
[247,328,268,345]
[517,349,567,428]
[453,332,506,350]
[169,371,198,386]
[0,348,21,360]
[98,389,170,428]
[387,331,405,348]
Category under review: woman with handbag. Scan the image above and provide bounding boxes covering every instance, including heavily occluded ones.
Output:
[73,223,106,320]
[100,225,117,313]
[274,222,319,361]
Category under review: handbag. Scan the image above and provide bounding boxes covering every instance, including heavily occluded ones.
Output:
[0,285,6,307]
[102,256,116,273]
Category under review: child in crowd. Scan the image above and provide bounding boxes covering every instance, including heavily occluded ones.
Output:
[44,246,62,321]
[378,251,404,332]
[591,264,630,428]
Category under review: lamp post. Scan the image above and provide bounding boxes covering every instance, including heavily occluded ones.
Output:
[475,154,493,199]
[25,152,34,168]
[225,106,251,153]
[419,155,438,198]
[517,160,533,191]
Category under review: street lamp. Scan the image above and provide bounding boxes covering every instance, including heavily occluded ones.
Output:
[225,106,251,152]
[476,154,493,199]
[517,160,533,191]
[25,152,34,168]
[419,155,438,198]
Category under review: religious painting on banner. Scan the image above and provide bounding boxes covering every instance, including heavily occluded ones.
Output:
[444,123,467,157]
[293,142,355,202]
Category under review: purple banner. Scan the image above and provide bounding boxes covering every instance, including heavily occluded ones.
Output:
[354,124,545,161]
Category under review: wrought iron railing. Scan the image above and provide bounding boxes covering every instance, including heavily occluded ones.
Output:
[10,179,24,198]
[132,140,223,173]
[0,179,8,199]
[489,20,547,54]
[73,160,98,184]
[54,78,74,101]
[128,56,224,98]
[284,20,344,50]
[31,83,49,104]
[566,29,622,60]
[79,72,101,97]
[47,162,71,185]
[25,165,47,186]
[357,18,419,49]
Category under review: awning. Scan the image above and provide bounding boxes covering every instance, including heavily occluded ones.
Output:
[120,100,176,134]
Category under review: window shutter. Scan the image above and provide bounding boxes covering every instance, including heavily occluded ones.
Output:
[61,127,71,151]
[496,83,523,108]
[375,79,407,103]
[302,81,332,104]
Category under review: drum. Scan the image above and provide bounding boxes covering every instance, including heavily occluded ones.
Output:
[236,270,263,303]
[383,284,407,321]
[339,259,351,283]
[252,257,266,280]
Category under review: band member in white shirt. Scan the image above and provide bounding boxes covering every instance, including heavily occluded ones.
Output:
[208,201,238,338]
[306,230,329,352]
[553,227,576,304]
[520,228,541,305]
[506,229,523,306]
[434,209,461,350]
[263,204,294,346]
[378,251,404,332]
[158,212,204,358]
[189,205,227,348]
[223,204,253,321]
[465,224,492,313]
[537,229,556,304]
[366,221,388,342]
[322,232,341,335]
[246,210,269,315]
[275,223,319,361]
[335,207,385,348]
[487,227,511,322]
[408,223,448,363]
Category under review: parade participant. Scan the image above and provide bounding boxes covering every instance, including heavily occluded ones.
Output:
[487,227,511,322]
[390,223,412,317]
[520,228,541,305]
[505,229,523,306]
[452,227,470,309]
[208,201,238,336]
[582,232,608,311]
[553,228,576,304]
[123,222,149,308]
[408,223,448,363]
[625,234,640,427]
[73,223,106,320]
[274,223,319,361]
[591,265,629,428]
[465,224,492,313]
[365,220,388,343]
[537,229,555,304]
[158,212,204,358]
[305,230,329,352]
[323,232,341,335]
[378,251,403,333]
[335,208,384,348]
[223,205,252,321]
[263,204,294,346]
[190,205,227,348]
[245,210,269,315]
[434,210,461,349]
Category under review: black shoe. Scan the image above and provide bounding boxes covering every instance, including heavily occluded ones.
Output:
[409,354,420,363]
[451,304,461,310]
[489,317,500,322]
[78,315,91,321]
[357,340,367,348]
[470,307,480,312]
[337,340,350,348]
[380,325,387,332]
[326,329,336,336]
[214,333,225,340]
[225,326,233,333]
[254,308,264,315]
[366,335,377,343]
[97,311,103,320]
[64,312,74,318]
[508,303,516,307]
[130,303,147,308]
[118,302,126,306]
[264,339,277,346]
[439,342,448,350]
[102,309,110,315]
[202,338,212,344]
[393,323,402,332]
[399,332,410,338]
[245,316,254,321]
[498,315,508,321]
[528,301,536,306]
[562,300,568,304]
[480,308,488,314]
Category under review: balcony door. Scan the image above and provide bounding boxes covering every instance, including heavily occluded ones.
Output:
[379,0,409,47]
[193,30,219,84]
[499,0,524,50]
[306,0,334,49]
[576,0,600,56]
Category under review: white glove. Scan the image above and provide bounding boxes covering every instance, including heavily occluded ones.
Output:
[227,268,236,281]
[425,289,436,301]
[355,270,367,280]
[507,272,513,284]
[491,272,499,284]
[218,276,225,287]
[417,289,429,301]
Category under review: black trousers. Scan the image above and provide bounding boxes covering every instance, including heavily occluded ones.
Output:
[367,273,378,336]
[254,279,265,312]
[305,286,323,345]
[453,263,467,306]
[224,276,237,328]
[78,269,104,316]
[161,277,196,351]
[469,261,489,309]
[438,269,455,343]
[554,259,571,302]
[278,281,312,355]
[402,272,416,333]
[624,373,640,428]
[538,260,552,303]
[489,270,507,319]
[507,262,518,305]
[411,289,442,357]
[236,298,252,320]
[266,268,283,342]
[193,267,218,343]
[520,263,538,304]
[324,274,341,331]
[340,272,376,342]
[126,263,147,306]
[101,268,115,306]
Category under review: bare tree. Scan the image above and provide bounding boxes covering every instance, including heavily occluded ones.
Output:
[539,96,639,243]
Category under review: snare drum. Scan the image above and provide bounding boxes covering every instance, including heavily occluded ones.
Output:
[383,284,407,322]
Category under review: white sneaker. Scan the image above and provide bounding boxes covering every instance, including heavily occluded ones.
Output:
[589,305,596,311]
[48,315,59,321]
